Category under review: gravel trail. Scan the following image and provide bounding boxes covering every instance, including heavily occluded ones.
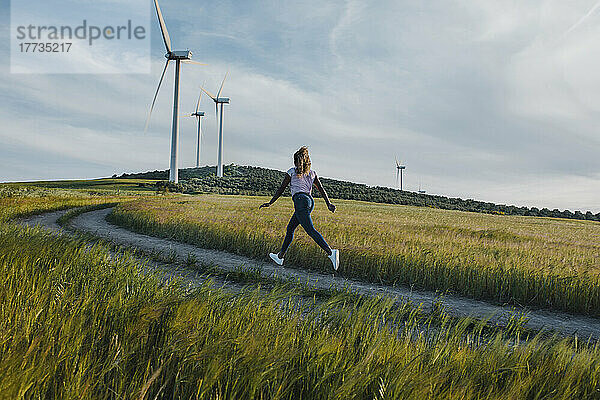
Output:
[20,210,241,294]
[21,207,600,339]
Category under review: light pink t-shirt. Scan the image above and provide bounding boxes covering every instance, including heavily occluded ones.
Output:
[287,167,317,196]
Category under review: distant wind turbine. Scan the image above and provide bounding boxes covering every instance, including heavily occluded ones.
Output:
[202,72,230,178]
[395,158,406,191]
[190,89,206,168]
[145,0,205,183]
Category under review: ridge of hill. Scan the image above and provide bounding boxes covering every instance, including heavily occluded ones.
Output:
[117,165,600,221]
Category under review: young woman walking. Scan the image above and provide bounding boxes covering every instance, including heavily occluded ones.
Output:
[259,146,340,270]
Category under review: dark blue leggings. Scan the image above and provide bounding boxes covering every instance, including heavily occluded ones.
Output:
[280,193,331,255]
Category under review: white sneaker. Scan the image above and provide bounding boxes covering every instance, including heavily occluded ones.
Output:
[269,252,284,266]
[328,249,339,271]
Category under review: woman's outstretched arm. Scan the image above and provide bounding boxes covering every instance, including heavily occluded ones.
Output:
[314,176,336,213]
[259,174,291,209]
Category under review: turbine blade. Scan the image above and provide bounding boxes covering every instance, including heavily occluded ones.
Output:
[144,59,170,132]
[195,92,201,114]
[217,70,229,99]
[395,157,400,168]
[181,60,208,66]
[195,81,205,114]
[201,87,217,101]
[154,0,172,54]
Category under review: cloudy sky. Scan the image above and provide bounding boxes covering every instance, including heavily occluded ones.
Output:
[1,0,599,212]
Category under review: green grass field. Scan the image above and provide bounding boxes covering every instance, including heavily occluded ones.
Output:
[0,178,159,222]
[110,195,600,315]
[2,177,158,193]
[3,193,600,398]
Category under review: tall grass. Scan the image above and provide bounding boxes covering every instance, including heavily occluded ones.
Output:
[110,195,600,315]
[0,187,138,223]
[0,184,163,226]
[3,210,600,398]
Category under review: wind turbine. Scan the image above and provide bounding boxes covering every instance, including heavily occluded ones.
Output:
[395,158,406,191]
[190,89,205,168]
[145,0,205,183]
[202,73,230,178]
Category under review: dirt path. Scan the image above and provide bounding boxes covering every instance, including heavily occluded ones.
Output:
[21,208,600,339]
[20,210,242,295]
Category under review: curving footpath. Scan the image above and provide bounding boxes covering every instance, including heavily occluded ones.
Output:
[21,207,600,339]
[21,209,238,294]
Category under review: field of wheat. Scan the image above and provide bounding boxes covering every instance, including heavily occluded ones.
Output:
[110,194,600,315]
[0,185,146,223]
[2,193,600,398]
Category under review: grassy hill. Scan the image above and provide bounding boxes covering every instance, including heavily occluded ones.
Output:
[119,164,600,221]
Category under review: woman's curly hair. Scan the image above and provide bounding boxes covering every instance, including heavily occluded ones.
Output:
[293,146,311,176]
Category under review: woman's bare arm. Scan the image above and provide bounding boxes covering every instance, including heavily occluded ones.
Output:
[259,174,291,208]
[314,176,336,213]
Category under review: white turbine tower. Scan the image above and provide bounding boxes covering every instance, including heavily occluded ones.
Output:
[395,158,406,191]
[190,89,205,168]
[145,0,204,183]
[202,73,230,178]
